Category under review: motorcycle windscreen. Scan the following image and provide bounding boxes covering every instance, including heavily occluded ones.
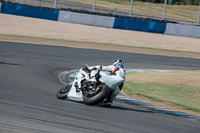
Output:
[99,75,123,91]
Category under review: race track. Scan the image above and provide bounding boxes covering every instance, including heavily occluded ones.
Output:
[0,41,200,133]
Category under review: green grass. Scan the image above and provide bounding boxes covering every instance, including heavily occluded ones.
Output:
[124,81,200,113]
[1,34,200,55]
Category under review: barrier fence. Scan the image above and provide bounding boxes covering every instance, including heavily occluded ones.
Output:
[1,1,200,37]
[3,0,200,25]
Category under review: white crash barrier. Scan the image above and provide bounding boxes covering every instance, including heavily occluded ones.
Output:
[164,23,200,38]
[58,11,115,28]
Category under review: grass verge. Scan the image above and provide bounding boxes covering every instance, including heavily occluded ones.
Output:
[123,71,200,113]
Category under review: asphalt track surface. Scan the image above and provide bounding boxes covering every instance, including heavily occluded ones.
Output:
[0,41,200,133]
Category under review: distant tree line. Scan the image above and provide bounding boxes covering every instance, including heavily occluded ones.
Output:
[135,0,199,5]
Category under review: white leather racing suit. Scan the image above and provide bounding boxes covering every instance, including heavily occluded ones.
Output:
[89,65,126,102]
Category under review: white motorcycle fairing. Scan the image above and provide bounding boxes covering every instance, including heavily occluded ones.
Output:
[67,68,89,102]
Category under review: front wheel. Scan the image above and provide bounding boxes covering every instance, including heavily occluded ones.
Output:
[57,84,72,99]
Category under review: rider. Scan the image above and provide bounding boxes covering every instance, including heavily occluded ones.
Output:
[87,59,126,107]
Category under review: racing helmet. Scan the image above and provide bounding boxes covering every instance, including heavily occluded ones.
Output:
[113,59,124,68]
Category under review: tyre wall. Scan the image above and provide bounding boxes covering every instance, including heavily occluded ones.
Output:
[0,2,199,37]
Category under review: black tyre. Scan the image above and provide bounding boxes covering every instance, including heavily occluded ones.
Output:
[83,84,111,106]
[57,84,72,99]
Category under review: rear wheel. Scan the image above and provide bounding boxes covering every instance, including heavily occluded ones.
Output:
[83,84,111,106]
[57,84,72,99]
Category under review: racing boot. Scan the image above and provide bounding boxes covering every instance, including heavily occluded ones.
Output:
[103,98,112,107]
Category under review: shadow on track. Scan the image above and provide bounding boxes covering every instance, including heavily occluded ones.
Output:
[96,103,155,114]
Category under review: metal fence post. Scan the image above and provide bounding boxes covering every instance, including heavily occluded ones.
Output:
[92,0,96,12]
[39,0,41,7]
[129,0,134,16]
[54,0,57,8]
[197,1,200,25]
[163,0,167,20]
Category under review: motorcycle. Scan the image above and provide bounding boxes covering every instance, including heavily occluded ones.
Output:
[57,66,123,106]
